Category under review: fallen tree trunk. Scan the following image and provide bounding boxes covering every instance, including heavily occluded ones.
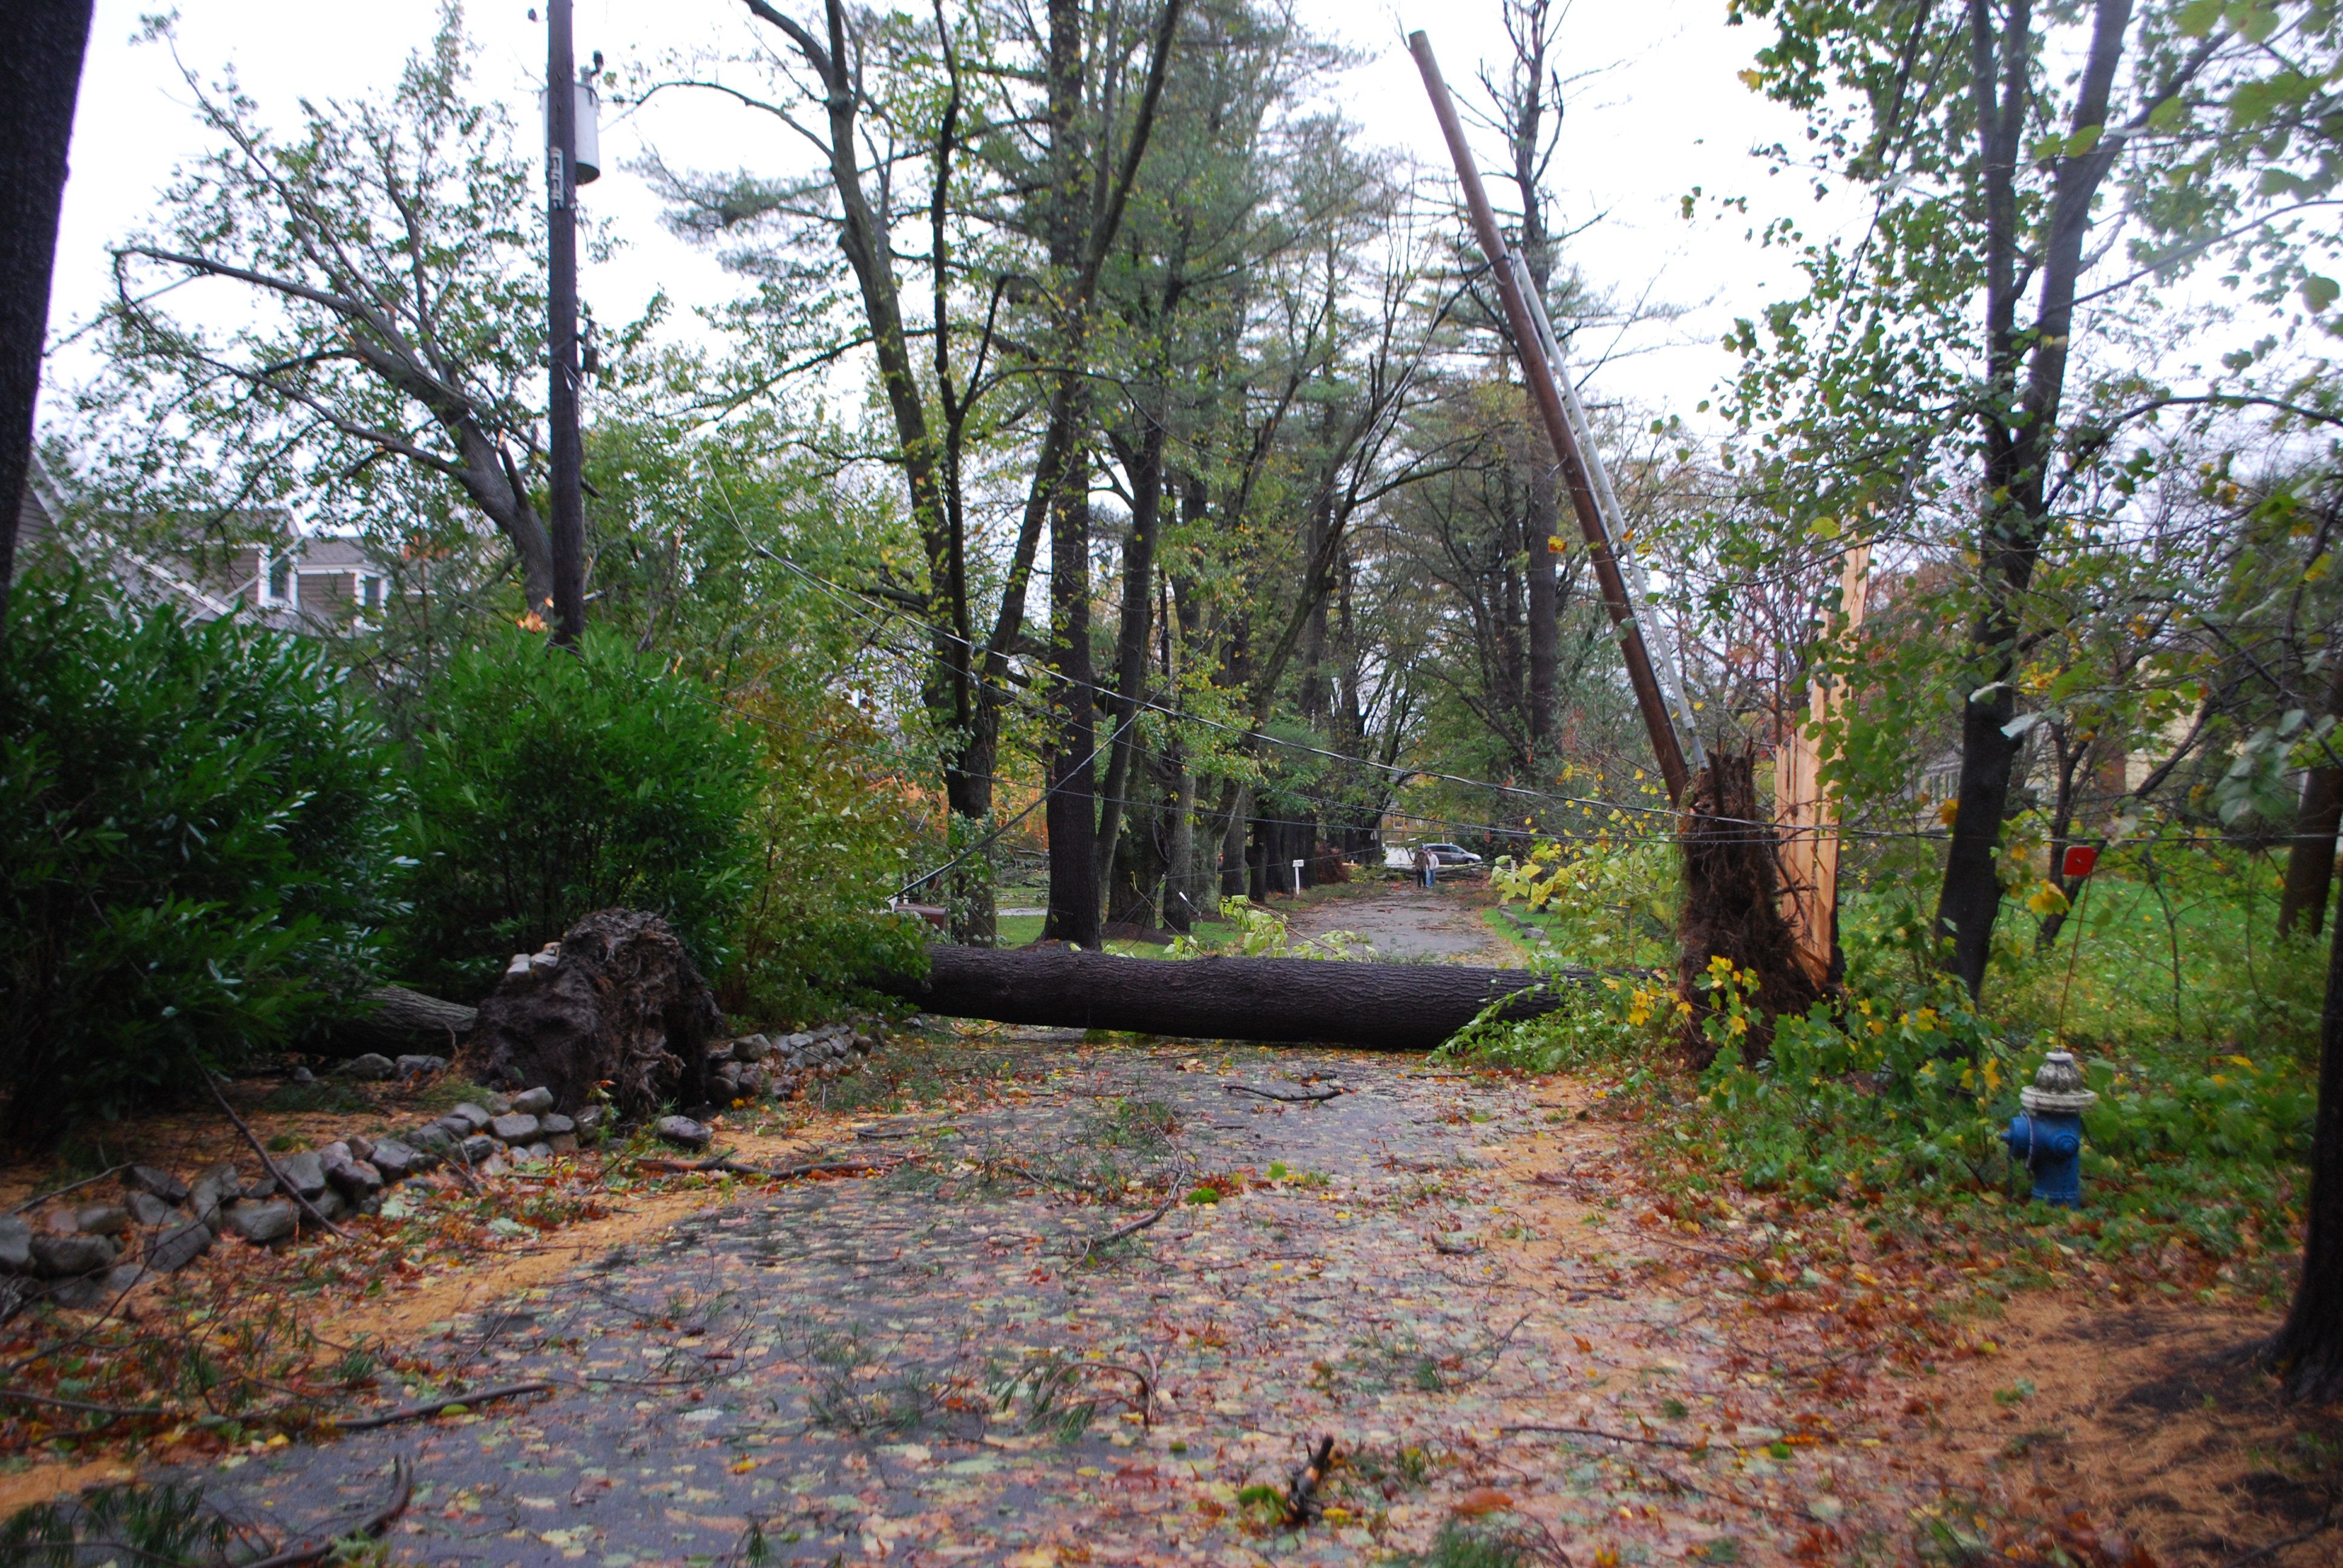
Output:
[882,945,1581,1051]
[329,985,478,1055]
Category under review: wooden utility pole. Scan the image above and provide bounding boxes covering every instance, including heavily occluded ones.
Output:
[1409,30,1703,805]
[545,0,586,645]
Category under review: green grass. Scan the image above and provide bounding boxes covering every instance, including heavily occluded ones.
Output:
[992,910,1237,958]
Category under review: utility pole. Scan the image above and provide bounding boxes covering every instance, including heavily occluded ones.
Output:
[1409,30,1705,804]
[545,0,586,646]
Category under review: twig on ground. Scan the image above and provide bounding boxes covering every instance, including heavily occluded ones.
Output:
[1223,1083,1342,1104]
[2218,1511,2339,1568]
[443,1135,483,1195]
[8,1165,132,1216]
[0,1387,169,1420]
[1625,1456,1798,1518]
[241,1452,415,1568]
[1639,1230,1757,1266]
[332,1381,552,1431]
[0,1385,320,1433]
[1073,1154,1194,1264]
[1284,1434,1337,1526]
[206,1076,349,1240]
[1073,1189,1181,1264]
[1502,1422,1714,1452]
[633,1155,906,1181]
[1086,1362,1156,1427]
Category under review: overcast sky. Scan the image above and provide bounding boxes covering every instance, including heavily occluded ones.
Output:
[45,0,1847,433]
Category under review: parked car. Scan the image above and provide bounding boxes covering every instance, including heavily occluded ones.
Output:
[1421,842,1483,866]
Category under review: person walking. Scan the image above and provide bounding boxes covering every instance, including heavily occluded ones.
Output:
[1413,843,1434,890]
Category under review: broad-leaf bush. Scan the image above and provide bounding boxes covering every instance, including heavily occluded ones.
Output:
[0,573,401,1139]
[395,629,757,997]
[719,688,926,1024]
[1167,897,1365,959]
[1452,837,2313,1275]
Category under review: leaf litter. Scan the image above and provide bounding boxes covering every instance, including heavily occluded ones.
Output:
[0,1030,2322,1564]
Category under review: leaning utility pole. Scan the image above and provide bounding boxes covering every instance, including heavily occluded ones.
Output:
[545,0,586,646]
[1409,30,1705,804]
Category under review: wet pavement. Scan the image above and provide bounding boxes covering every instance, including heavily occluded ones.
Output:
[1282,889,1511,963]
[166,1034,1895,1566]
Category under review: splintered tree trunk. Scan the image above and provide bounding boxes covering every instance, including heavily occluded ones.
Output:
[458,909,721,1117]
[888,946,1578,1051]
[0,0,93,630]
[2267,897,2343,1398]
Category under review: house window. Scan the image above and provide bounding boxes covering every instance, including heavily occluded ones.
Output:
[269,557,293,604]
[362,576,382,612]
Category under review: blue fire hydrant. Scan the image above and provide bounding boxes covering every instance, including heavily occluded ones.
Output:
[2002,1050,2097,1208]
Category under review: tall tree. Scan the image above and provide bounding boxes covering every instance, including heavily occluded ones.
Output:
[673,0,1179,949]
[91,13,559,615]
[1730,0,2235,997]
[1494,0,1566,768]
[0,0,94,633]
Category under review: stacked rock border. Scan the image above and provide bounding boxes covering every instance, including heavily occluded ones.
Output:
[0,1019,889,1314]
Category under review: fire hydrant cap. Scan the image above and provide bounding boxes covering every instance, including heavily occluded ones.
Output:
[2018,1049,2097,1114]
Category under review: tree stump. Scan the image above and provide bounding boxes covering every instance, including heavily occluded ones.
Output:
[457,909,719,1117]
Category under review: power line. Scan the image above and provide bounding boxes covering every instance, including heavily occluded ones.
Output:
[714,500,1743,819]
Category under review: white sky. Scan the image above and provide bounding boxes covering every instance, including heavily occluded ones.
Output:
[43,0,1844,433]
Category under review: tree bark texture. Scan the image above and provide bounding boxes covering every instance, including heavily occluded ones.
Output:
[1677,751,1821,1067]
[457,909,721,1117]
[1933,0,2146,999]
[887,944,1580,1051]
[2281,767,2343,939]
[0,0,93,631]
[2279,659,2343,936]
[330,985,479,1055]
[2266,889,2343,1399]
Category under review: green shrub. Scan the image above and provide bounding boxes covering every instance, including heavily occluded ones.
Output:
[0,573,399,1139]
[1451,858,2313,1272]
[719,693,925,1024]
[395,628,758,997]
